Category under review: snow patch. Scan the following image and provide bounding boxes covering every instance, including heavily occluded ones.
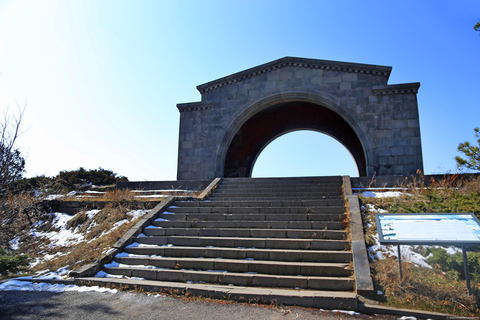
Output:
[127,209,147,219]
[31,212,84,247]
[359,191,408,198]
[86,209,101,219]
[0,280,118,293]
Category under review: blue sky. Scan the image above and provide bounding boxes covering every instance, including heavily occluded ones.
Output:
[0,0,479,181]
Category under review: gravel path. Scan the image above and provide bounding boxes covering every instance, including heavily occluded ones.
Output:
[0,290,399,320]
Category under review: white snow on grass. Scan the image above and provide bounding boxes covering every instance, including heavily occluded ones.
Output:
[127,209,148,218]
[359,191,407,198]
[86,209,101,219]
[31,212,84,247]
[9,236,20,250]
[364,200,433,268]
[44,194,64,200]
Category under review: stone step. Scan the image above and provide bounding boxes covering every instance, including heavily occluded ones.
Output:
[103,266,353,291]
[166,206,345,214]
[124,246,351,262]
[144,227,346,240]
[207,196,345,204]
[77,278,358,310]
[133,236,348,249]
[172,200,343,208]
[215,182,342,189]
[157,213,346,223]
[208,192,343,198]
[213,186,343,194]
[210,192,343,200]
[114,256,352,277]
[151,220,347,231]
[221,176,343,184]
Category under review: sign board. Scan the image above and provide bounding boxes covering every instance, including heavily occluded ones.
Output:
[375,213,480,245]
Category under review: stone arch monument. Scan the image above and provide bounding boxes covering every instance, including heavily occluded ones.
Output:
[176,57,423,180]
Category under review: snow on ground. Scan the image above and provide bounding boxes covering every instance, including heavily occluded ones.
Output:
[30,212,85,247]
[361,195,434,268]
[43,194,64,200]
[0,207,153,294]
[127,209,147,219]
[358,190,408,198]
[0,279,118,293]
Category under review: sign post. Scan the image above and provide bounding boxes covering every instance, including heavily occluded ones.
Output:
[397,244,403,287]
[375,213,480,295]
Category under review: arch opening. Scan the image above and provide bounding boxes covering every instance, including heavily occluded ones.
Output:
[223,101,367,178]
[251,130,360,178]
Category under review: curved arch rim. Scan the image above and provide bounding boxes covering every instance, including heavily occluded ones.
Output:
[215,89,376,177]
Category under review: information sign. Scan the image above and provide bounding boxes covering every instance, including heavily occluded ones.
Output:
[375,213,480,245]
[375,212,480,295]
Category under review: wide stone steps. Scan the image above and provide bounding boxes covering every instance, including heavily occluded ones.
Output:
[212,189,342,196]
[208,195,343,201]
[160,212,346,221]
[133,235,348,250]
[123,246,352,262]
[103,266,353,291]
[149,220,346,231]
[157,212,346,222]
[92,176,356,310]
[143,227,345,239]
[113,255,350,274]
[166,205,345,214]
[171,200,342,208]
[218,176,342,185]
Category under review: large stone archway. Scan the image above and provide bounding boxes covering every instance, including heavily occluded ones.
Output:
[177,57,423,180]
[222,101,366,177]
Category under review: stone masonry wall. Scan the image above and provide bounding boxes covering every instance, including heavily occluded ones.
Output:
[177,57,423,180]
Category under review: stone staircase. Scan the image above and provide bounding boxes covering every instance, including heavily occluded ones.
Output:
[81,177,358,310]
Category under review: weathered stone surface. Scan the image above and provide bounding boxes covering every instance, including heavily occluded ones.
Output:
[177,56,423,179]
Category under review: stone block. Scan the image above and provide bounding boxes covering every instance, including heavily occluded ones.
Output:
[391,146,405,156]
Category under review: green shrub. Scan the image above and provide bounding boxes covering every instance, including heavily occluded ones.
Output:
[55,167,128,191]
[427,247,480,282]
[0,248,32,276]
[12,167,129,194]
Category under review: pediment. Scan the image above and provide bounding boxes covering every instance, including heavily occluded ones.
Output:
[197,56,392,94]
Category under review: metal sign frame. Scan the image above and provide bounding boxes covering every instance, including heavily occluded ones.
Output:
[375,213,480,246]
[374,213,480,295]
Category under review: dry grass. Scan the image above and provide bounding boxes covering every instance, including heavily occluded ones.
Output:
[38,219,135,272]
[101,189,135,202]
[16,202,145,274]
[372,258,479,316]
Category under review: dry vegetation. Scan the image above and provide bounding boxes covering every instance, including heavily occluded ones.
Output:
[360,175,480,317]
[32,205,139,273]
[0,190,150,280]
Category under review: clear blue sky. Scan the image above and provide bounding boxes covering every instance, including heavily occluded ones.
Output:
[0,0,479,181]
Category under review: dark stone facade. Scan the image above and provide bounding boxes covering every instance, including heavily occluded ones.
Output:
[177,57,423,179]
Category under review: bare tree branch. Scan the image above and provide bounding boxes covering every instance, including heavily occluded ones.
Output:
[0,103,26,188]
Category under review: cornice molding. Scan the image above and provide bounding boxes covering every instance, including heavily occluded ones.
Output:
[372,83,421,95]
[197,57,392,94]
[177,102,214,113]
